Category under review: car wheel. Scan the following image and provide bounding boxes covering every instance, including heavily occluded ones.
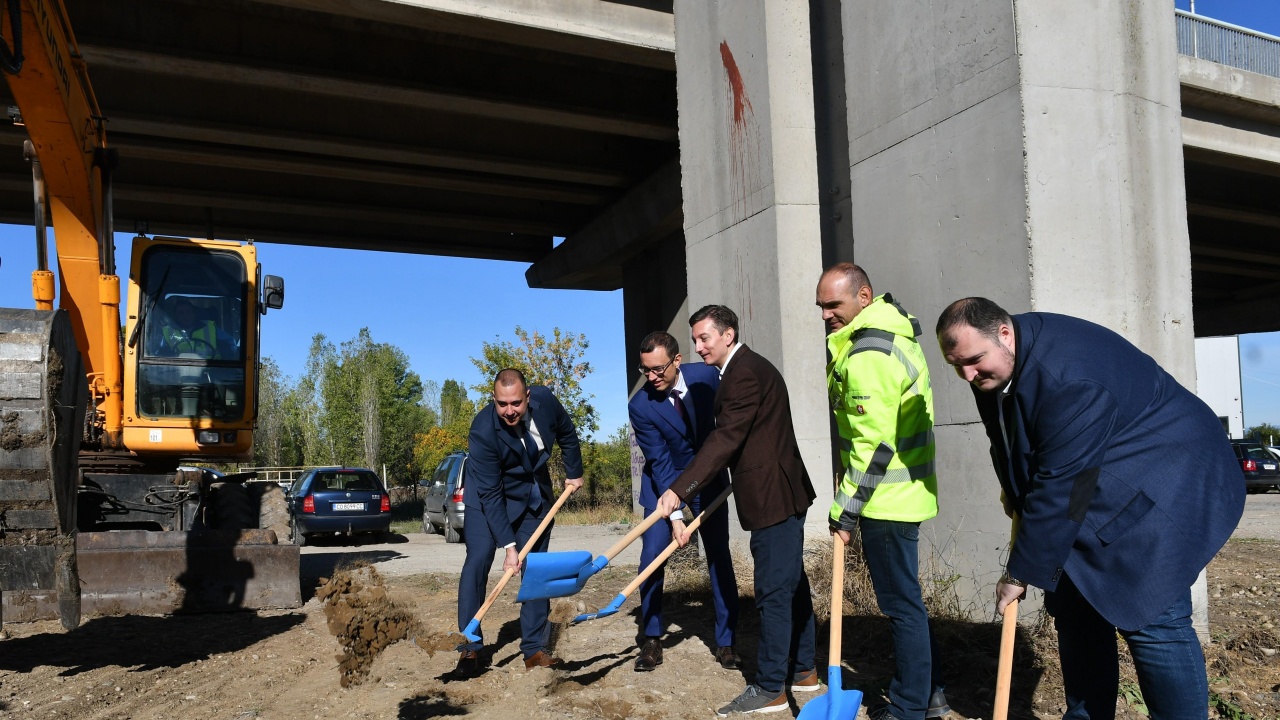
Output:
[291,521,308,547]
[444,523,462,544]
[423,515,437,534]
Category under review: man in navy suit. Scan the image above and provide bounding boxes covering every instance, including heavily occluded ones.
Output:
[937,297,1245,719]
[628,330,739,672]
[456,368,583,676]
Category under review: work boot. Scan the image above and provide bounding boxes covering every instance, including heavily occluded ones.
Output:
[926,689,952,718]
[713,645,742,669]
[455,650,481,677]
[635,637,663,672]
[523,650,562,670]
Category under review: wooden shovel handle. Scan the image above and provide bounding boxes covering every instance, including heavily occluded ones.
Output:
[599,503,668,563]
[616,486,733,598]
[993,514,1021,720]
[471,484,578,622]
[993,597,1018,720]
[830,531,846,661]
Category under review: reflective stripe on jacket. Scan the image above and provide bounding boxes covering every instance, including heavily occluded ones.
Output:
[827,294,938,528]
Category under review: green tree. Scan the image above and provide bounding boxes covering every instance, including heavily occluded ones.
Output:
[440,379,475,430]
[470,326,598,436]
[252,356,290,467]
[304,329,432,485]
[413,425,469,479]
[1246,423,1280,445]
[579,424,634,506]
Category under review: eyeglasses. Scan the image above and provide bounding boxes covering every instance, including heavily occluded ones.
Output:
[637,358,676,377]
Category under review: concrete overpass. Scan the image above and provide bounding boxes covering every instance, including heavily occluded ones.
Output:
[1,1,1277,614]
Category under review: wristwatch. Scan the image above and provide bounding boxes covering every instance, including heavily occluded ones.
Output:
[999,572,1027,588]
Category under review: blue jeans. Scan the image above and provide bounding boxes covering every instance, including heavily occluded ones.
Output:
[1045,574,1206,720]
[750,512,816,693]
[859,518,945,720]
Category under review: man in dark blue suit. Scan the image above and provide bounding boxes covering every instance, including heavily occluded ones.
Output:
[628,331,739,672]
[456,368,583,676]
[937,298,1245,719]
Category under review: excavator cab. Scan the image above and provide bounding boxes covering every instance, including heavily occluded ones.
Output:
[121,236,282,460]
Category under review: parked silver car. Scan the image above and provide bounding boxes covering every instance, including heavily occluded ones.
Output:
[421,452,466,543]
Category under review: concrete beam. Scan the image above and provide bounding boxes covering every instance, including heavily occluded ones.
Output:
[1188,202,1280,232]
[252,0,675,69]
[1180,54,1280,125]
[111,184,564,236]
[79,45,678,141]
[1182,115,1280,169]
[524,158,682,290]
[102,116,630,188]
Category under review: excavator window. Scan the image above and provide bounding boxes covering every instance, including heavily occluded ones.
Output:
[135,246,249,420]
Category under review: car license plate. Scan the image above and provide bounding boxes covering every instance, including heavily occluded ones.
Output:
[1265,464,1277,471]
[333,502,365,511]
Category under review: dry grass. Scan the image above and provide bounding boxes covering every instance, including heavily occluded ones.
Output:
[554,502,636,526]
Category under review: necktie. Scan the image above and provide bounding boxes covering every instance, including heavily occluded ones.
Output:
[522,424,543,511]
[672,389,690,429]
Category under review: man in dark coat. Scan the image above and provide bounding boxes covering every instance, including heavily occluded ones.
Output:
[936,297,1245,719]
[456,368,583,676]
[656,305,818,717]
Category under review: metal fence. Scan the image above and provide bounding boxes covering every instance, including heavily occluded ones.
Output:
[1176,9,1280,79]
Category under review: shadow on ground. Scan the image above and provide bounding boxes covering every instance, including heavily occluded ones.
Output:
[0,612,306,676]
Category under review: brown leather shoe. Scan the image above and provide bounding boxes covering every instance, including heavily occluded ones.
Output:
[523,650,562,670]
[714,645,742,669]
[455,650,481,677]
[634,637,663,672]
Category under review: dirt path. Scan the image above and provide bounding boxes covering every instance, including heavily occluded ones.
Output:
[3,521,1280,719]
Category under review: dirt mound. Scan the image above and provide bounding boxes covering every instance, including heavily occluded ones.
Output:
[316,563,424,687]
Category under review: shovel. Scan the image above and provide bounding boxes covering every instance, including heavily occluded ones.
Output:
[574,486,733,623]
[994,515,1021,720]
[457,484,577,650]
[516,502,669,602]
[797,531,863,720]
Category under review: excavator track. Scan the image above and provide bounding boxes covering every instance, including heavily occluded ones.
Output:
[0,309,87,630]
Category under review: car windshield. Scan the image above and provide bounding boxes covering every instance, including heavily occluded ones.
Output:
[311,471,381,492]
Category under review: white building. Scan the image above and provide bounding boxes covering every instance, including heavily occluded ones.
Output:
[1194,336,1244,439]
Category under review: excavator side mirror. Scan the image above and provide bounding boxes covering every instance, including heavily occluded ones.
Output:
[261,275,284,313]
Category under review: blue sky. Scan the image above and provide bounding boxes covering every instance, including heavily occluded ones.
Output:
[2,1,1279,437]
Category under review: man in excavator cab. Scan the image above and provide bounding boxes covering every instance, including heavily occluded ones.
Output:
[155,297,231,359]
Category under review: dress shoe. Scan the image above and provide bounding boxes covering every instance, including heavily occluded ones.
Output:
[926,689,952,718]
[713,645,742,669]
[455,650,481,677]
[635,638,663,672]
[523,650,562,670]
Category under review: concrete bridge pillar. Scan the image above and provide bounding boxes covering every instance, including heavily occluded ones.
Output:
[838,0,1197,615]
[672,0,834,535]
[672,0,1200,622]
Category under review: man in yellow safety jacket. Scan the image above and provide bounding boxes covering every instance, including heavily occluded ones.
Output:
[160,298,222,359]
[815,263,948,720]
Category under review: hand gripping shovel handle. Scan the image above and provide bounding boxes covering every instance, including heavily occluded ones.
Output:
[618,486,732,599]
[469,484,577,625]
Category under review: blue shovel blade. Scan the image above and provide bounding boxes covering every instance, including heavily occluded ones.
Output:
[460,618,482,644]
[516,550,595,602]
[796,665,863,720]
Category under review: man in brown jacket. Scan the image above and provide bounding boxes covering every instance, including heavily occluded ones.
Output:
[657,304,818,716]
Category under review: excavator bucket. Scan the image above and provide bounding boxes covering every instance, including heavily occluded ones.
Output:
[0,309,87,630]
[2,529,301,620]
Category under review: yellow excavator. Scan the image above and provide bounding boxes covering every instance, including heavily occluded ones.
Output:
[0,0,299,629]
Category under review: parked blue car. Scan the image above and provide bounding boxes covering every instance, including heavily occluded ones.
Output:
[288,467,391,545]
